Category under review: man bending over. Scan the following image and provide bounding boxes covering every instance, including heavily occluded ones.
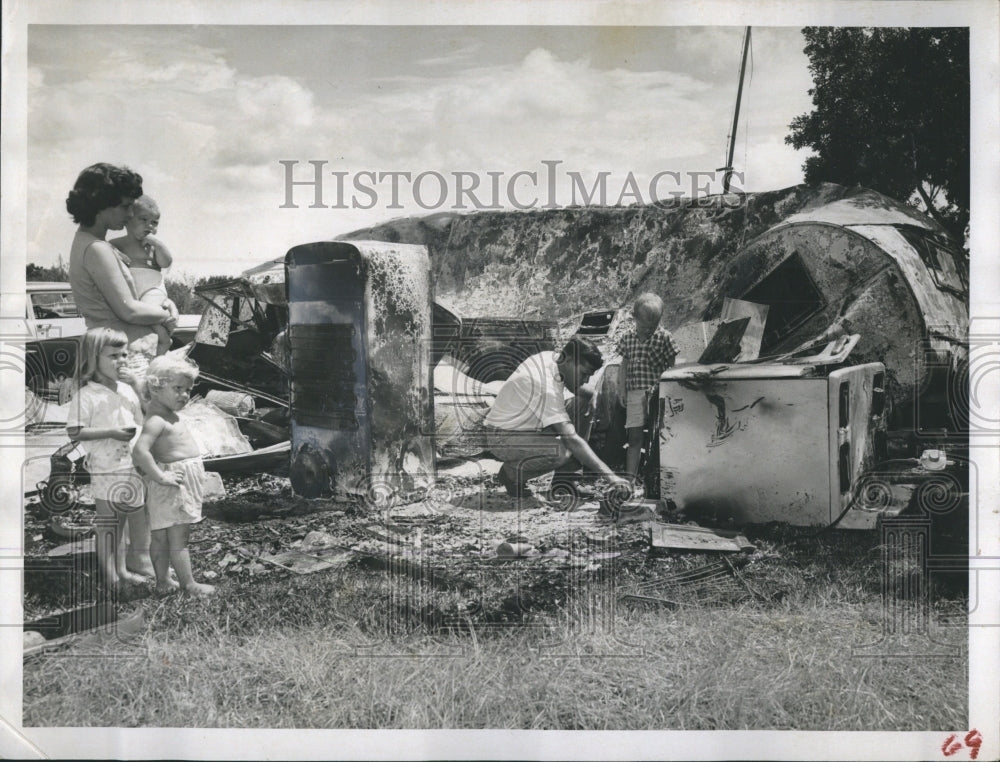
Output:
[484,336,631,500]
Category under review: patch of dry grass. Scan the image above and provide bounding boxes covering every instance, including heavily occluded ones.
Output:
[23,538,968,729]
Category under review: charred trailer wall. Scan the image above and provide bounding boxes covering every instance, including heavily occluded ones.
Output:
[716,220,968,437]
[285,241,435,504]
[342,184,857,323]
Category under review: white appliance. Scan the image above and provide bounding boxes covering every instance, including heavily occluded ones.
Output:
[657,362,887,527]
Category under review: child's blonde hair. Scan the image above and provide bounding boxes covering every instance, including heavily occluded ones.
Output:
[633,292,664,322]
[142,354,199,402]
[132,194,160,216]
[76,327,129,385]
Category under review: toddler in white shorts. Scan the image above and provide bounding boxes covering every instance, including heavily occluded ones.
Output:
[132,354,215,596]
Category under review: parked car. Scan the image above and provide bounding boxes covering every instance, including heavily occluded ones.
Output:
[25,282,200,398]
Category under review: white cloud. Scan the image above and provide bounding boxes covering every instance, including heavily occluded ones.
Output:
[27,32,330,275]
[27,28,813,278]
[349,47,714,170]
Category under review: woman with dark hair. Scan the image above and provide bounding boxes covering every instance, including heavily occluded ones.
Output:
[67,163,178,371]
[66,163,178,581]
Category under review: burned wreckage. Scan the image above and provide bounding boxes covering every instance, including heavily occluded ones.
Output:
[51,185,965,529]
[648,190,968,527]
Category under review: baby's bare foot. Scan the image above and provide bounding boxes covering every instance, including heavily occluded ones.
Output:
[126,560,156,578]
[184,581,216,597]
[155,579,180,596]
[118,570,148,585]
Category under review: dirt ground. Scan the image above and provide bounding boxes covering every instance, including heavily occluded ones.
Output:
[24,448,968,638]
[23,457,672,627]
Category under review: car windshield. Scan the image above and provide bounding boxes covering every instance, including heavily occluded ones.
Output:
[31,291,80,319]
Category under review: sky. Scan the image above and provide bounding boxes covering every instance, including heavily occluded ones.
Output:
[27,25,815,279]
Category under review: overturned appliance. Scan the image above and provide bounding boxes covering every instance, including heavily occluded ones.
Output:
[656,343,890,528]
[285,240,435,502]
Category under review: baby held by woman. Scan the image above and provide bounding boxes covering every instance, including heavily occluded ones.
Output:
[110,195,174,356]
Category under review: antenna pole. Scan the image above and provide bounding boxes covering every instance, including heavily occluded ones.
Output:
[723,26,751,194]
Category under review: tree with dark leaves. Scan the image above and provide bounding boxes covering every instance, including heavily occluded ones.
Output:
[787,27,969,243]
[26,261,68,282]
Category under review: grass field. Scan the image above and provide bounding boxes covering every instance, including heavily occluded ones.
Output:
[23,513,968,730]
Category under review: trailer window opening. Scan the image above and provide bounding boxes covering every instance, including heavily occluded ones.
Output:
[898,226,966,294]
[575,310,618,336]
[740,252,824,352]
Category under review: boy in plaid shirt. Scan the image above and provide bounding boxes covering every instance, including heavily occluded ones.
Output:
[617,293,678,478]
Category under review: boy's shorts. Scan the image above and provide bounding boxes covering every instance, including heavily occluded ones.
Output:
[625,389,648,429]
[144,457,206,531]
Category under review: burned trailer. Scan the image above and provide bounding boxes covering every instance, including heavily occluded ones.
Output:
[649,189,969,528]
[285,241,435,502]
[708,188,968,439]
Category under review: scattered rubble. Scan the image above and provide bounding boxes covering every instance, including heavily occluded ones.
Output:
[258,549,354,575]
[620,556,763,609]
[647,523,754,553]
[496,541,537,559]
[24,454,765,628]
[23,607,145,659]
[47,536,95,558]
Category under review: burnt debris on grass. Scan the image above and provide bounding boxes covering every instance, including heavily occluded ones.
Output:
[23,457,968,643]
